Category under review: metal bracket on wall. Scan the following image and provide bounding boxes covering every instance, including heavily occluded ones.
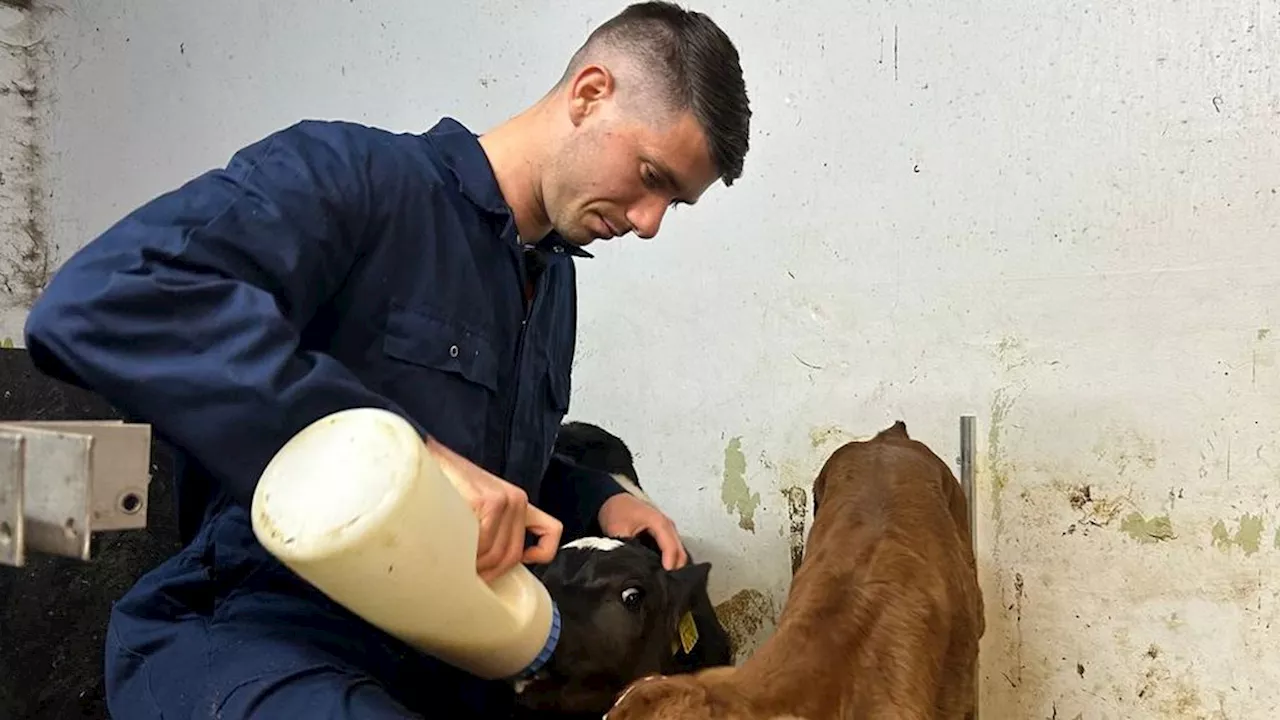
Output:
[0,420,152,568]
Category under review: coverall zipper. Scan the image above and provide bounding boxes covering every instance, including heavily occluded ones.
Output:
[501,248,545,479]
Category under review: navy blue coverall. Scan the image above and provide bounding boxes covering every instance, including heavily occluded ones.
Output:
[22,117,627,719]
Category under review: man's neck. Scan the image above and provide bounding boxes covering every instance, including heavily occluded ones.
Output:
[478,103,554,243]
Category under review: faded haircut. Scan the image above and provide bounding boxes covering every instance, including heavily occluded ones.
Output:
[560,1,752,186]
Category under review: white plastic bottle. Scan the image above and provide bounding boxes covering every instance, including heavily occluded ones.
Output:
[249,407,560,681]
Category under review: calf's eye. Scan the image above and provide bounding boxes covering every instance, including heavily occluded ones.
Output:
[620,587,644,610]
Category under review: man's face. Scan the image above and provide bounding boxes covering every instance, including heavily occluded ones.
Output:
[544,82,721,246]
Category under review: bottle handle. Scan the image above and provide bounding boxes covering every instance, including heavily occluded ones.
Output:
[426,439,538,600]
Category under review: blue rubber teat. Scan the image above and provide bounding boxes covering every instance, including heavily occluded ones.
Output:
[510,601,561,680]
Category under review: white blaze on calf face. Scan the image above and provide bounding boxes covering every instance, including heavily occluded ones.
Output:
[562,536,625,552]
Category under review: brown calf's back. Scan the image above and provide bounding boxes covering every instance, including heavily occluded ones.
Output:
[606,421,985,720]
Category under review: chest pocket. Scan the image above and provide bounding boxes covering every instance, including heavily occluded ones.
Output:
[380,304,499,453]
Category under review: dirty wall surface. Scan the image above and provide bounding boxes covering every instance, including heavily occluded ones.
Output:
[0,3,52,343]
[9,1,1280,717]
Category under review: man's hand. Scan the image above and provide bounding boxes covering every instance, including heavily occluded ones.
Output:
[598,493,688,571]
[426,436,563,582]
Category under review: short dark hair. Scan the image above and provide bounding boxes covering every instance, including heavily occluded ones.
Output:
[564,2,752,186]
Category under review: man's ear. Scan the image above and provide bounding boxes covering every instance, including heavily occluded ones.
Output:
[667,561,712,612]
[567,63,614,127]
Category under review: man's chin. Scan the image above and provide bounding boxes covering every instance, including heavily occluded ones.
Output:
[557,227,599,247]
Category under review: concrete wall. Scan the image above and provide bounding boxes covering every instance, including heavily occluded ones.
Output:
[6,1,1280,716]
[0,2,52,345]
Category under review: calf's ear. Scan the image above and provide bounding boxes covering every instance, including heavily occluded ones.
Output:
[667,562,712,610]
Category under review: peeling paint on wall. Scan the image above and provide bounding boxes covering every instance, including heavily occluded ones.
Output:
[807,425,851,448]
[712,588,777,664]
[986,335,1034,545]
[1120,512,1175,544]
[986,387,1017,535]
[1210,515,1264,556]
[720,437,759,532]
[1134,644,1218,716]
[1064,484,1126,534]
[779,485,807,576]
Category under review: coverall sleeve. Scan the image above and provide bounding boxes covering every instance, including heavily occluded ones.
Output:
[537,453,627,539]
[23,120,422,508]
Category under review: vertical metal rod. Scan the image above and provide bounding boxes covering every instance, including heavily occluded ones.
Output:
[959,414,977,539]
[959,414,979,720]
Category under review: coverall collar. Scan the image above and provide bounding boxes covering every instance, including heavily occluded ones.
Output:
[425,117,594,259]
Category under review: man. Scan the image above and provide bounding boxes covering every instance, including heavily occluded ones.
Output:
[23,2,750,718]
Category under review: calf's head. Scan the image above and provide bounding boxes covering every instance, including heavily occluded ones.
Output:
[515,536,713,714]
[812,419,914,516]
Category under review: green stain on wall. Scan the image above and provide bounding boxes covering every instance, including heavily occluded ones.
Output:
[1210,519,1229,548]
[987,389,1017,531]
[1120,512,1175,544]
[1237,515,1264,555]
[0,337,13,349]
[721,437,760,533]
[1211,514,1264,556]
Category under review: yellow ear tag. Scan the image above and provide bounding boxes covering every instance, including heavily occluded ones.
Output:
[677,611,699,654]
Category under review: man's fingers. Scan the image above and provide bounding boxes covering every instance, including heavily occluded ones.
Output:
[479,520,515,582]
[475,494,513,580]
[475,505,498,568]
[672,520,688,568]
[596,493,689,571]
[522,504,563,565]
[499,490,530,576]
[662,542,680,571]
[429,435,559,582]
[651,521,687,571]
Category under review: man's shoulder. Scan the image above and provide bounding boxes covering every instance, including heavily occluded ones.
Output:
[229,119,450,191]
[262,118,430,155]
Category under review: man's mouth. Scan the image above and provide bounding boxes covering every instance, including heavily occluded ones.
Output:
[596,213,624,239]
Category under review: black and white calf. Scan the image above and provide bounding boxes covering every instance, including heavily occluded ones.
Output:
[513,422,733,715]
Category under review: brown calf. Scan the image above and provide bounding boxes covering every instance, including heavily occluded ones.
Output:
[604,421,985,720]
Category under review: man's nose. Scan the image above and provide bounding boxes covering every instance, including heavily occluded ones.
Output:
[625,196,668,239]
